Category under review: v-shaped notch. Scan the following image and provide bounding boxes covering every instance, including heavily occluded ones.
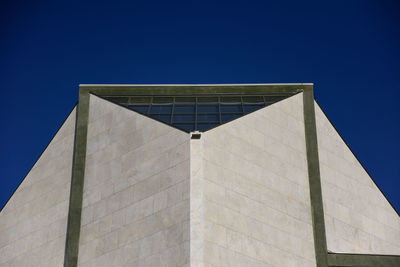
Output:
[102,93,296,132]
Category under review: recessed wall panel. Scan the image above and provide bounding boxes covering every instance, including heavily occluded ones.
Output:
[78,95,191,266]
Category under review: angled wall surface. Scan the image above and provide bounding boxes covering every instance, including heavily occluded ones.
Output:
[0,108,76,266]
[2,84,399,267]
[77,95,190,266]
[191,93,317,267]
[315,103,400,255]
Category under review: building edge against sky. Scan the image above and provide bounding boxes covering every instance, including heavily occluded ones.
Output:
[0,84,399,267]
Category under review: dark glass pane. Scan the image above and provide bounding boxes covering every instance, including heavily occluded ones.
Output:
[150,104,172,114]
[264,96,286,102]
[173,123,195,132]
[174,104,195,113]
[197,123,219,132]
[152,114,171,123]
[221,113,242,122]
[198,97,218,102]
[265,102,272,107]
[221,104,242,113]
[130,97,151,103]
[220,96,241,103]
[197,104,219,113]
[124,93,294,133]
[128,105,149,113]
[197,113,219,122]
[242,96,264,103]
[243,103,265,113]
[175,97,196,103]
[153,97,173,103]
[173,114,195,122]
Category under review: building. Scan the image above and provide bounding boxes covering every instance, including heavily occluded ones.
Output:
[0,84,399,267]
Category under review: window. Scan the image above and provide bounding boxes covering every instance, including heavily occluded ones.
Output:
[104,94,293,132]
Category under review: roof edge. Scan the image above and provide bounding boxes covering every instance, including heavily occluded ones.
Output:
[79,83,314,87]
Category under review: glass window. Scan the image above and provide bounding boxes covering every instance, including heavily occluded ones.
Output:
[173,123,195,132]
[174,104,195,113]
[175,97,196,103]
[242,96,264,103]
[197,113,219,122]
[112,93,294,133]
[153,97,173,103]
[266,96,286,102]
[150,104,172,114]
[197,123,219,131]
[173,114,195,123]
[221,113,242,122]
[220,96,241,102]
[243,103,265,113]
[128,105,149,113]
[152,114,171,123]
[130,96,151,103]
[197,104,219,113]
[221,104,242,113]
[198,97,218,102]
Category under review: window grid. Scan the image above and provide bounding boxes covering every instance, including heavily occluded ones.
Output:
[195,97,198,131]
[171,97,175,124]
[106,94,292,132]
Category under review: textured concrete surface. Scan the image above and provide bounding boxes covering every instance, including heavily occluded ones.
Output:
[315,103,400,255]
[3,88,399,267]
[77,95,190,266]
[0,108,76,266]
[191,93,317,267]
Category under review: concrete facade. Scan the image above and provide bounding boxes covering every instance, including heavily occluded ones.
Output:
[0,108,76,266]
[315,103,400,255]
[77,95,190,266]
[190,93,316,267]
[1,84,399,267]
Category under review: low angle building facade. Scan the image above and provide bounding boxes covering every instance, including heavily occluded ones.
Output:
[0,84,399,267]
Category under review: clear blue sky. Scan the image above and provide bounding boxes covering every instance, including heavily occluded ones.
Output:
[0,0,399,213]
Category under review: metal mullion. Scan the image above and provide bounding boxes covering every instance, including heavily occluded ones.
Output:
[147,97,153,115]
[240,96,245,115]
[195,97,198,131]
[171,97,175,124]
[197,112,219,124]
[218,97,222,124]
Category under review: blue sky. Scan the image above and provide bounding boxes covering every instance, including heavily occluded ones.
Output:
[0,0,399,212]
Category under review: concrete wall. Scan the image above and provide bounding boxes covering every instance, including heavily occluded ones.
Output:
[78,95,190,266]
[0,108,76,266]
[315,103,400,255]
[191,93,316,267]
[4,90,398,267]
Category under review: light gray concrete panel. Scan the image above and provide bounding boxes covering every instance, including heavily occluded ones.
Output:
[78,95,190,266]
[192,93,317,267]
[0,107,76,266]
[315,103,400,255]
